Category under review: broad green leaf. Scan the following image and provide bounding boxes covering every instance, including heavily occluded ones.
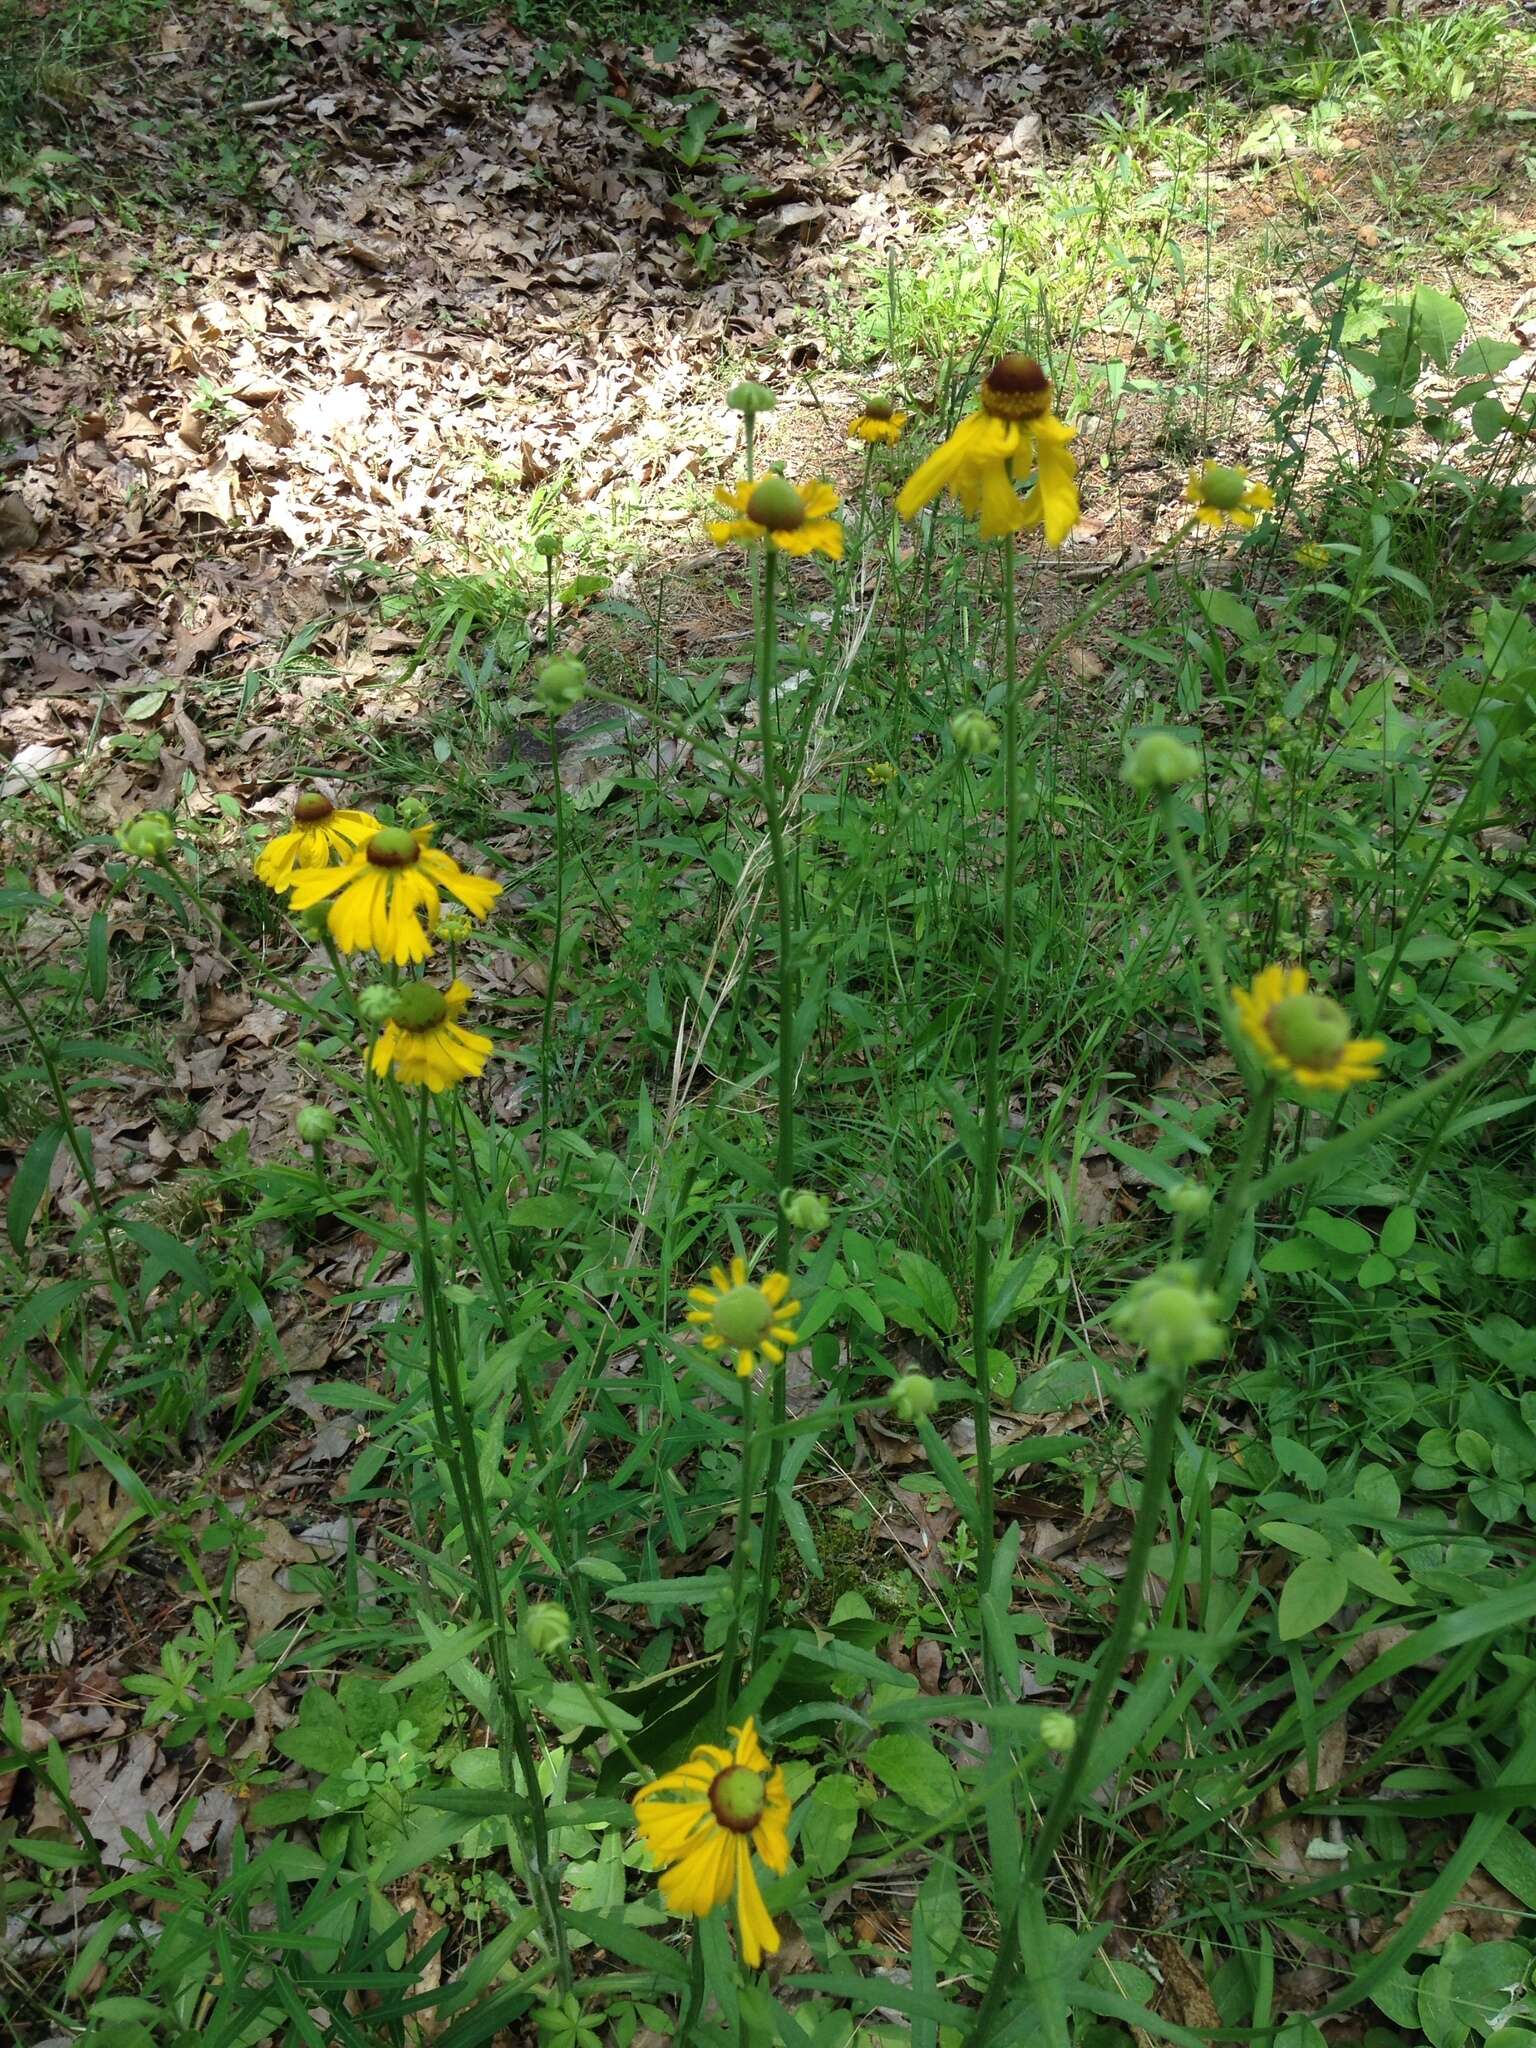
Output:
[1379,1206,1418,1258]
[1277,1558,1350,1639]
[864,1733,960,1817]
[799,1773,860,1878]
[1300,1208,1373,1256]
[1340,1544,1411,1604]
[1453,337,1522,378]
[7,1122,64,1254]
[1397,285,1467,371]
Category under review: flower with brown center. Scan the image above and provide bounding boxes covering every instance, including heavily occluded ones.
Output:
[850,396,907,446]
[896,353,1079,545]
[286,824,500,966]
[255,790,380,896]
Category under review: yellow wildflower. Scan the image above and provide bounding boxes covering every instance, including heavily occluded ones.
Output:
[896,353,1079,546]
[1183,462,1275,531]
[286,825,500,966]
[710,475,844,560]
[1293,541,1330,572]
[850,398,906,446]
[1231,965,1386,1092]
[632,1717,792,1969]
[369,978,492,1092]
[685,1256,800,1377]
[255,791,380,896]
[867,760,897,786]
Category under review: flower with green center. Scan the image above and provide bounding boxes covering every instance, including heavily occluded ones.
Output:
[685,1255,801,1378]
[116,810,176,860]
[897,353,1080,547]
[255,790,380,895]
[536,655,587,714]
[709,474,843,560]
[1232,964,1386,1092]
[1122,731,1201,792]
[850,396,907,446]
[867,760,897,787]
[632,1716,793,1968]
[950,707,1000,758]
[1183,461,1275,531]
[889,1372,938,1423]
[369,977,493,1092]
[1110,1262,1226,1377]
[286,824,500,965]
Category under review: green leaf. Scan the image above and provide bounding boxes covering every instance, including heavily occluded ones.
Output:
[1199,587,1260,643]
[1453,338,1522,378]
[1339,1544,1411,1604]
[892,1249,957,1333]
[1357,1252,1397,1289]
[532,1681,642,1734]
[1472,396,1512,443]
[1261,1238,1323,1275]
[1399,285,1467,371]
[1271,1434,1328,1491]
[1300,1208,1373,1255]
[7,1122,64,1254]
[275,1686,355,1776]
[1278,1558,1350,1640]
[383,1621,493,1692]
[799,1773,860,1878]
[116,1219,212,1294]
[1258,1520,1335,1561]
[505,1194,584,1229]
[864,1733,960,1817]
[1379,1206,1417,1258]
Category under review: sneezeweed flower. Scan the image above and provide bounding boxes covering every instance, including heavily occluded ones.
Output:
[950,707,1000,758]
[1232,964,1386,1092]
[1293,541,1330,572]
[287,825,500,966]
[780,1187,832,1232]
[254,791,379,896]
[889,1372,938,1424]
[632,1717,792,1968]
[710,474,843,561]
[896,353,1079,546]
[370,978,493,1092]
[1183,462,1275,531]
[867,760,897,787]
[116,810,176,860]
[524,1602,573,1658]
[1111,1263,1226,1377]
[686,1256,801,1377]
[1122,730,1201,792]
[535,655,587,714]
[850,396,907,445]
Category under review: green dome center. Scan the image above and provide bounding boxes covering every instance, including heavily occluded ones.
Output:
[711,1283,773,1347]
[367,827,421,868]
[747,477,805,532]
[709,1765,766,1832]
[394,984,449,1032]
[1268,993,1350,1066]
[1199,463,1248,510]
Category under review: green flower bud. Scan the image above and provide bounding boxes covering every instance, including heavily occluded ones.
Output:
[357,983,401,1027]
[397,796,431,827]
[525,1603,573,1657]
[535,656,588,714]
[1110,1263,1226,1377]
[296,1105,337,1145]
[1122,732,1201,792]
[115,810,176,859]
[1038,1710,1077,1752]
[950,708,1000,758]
[727,380,777,416]
[889,1372,938,1424]
[533,532,564,560]
[438,913,473,945]
[781,1188,832,1232]
[1167,1182,1212,1220]
[866,759,897,786]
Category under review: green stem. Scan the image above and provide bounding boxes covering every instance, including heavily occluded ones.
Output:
[960,1385,1182,2047]
[714,1374,757,1726]
[539,714,567,1190]
[0,952,143,1351]
[968,530,1020,1698]
[545,556,555,657]
[1200,1084,1277,1300]
[407,1087,569,1989]
[748,548,795,1666]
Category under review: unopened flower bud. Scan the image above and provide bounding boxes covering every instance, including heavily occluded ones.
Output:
[438,913,473,945]
[950,708,1000,758]
[534,532,563,560]
[781,1188,832,1232]
[889,1372,938,1424]
[727,380,777,416]
[1122,732,1201,792]
[867,760,897,787]
[1038,1710,1077,1752]
[357,984,400,1028]
[296,1105,337,1145]
[116,810,176,859]
[525,1603,572,1657]
[536,656,587,714]
[1110,1263,1226,1376]
[397,796,431,826]
[1167,1182,1212,1220]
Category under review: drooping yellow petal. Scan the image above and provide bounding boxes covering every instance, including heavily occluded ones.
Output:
[660,1827,736,1918]
[733,1839,780,1968]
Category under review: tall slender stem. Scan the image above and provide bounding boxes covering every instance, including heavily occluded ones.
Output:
[539,714,567,1190]
[544,556,556,657]
[748,548,796,1664]
[968,532,1019,1696]
[713,1376,757,1726]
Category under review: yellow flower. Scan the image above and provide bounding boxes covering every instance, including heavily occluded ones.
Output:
[632,1717,792,1969]
[369,978,492,1092]
[255,792,380,896]
[896,353,1079,547]
[1293,541,1330,572]
[867,760,897,786]
[709,475,843,560]
[286,825,500,966]
[1183,462,1275,531]
[685,1256,800,1377]
[1231,965,1386,1092]
[850,398,907,446]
